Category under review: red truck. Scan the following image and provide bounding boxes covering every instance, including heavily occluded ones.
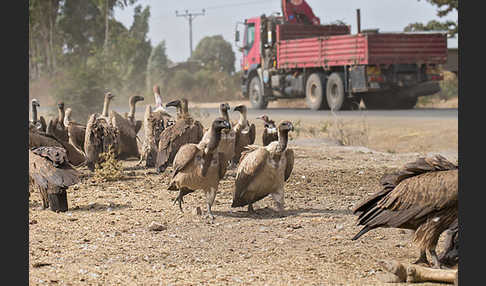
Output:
[235,0,447,110]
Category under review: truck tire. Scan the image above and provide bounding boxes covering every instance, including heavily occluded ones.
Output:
[249,76,268,109]
[326,73,346,111]
[305,73,328,110]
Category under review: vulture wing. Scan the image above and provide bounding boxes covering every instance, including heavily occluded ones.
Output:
[29,149,79,191]
[171,144,200,179]
[232,147,269,207]
[352,155,458,240]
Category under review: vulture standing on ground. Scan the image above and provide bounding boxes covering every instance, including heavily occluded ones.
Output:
[257,114,278,146]
[351,154,458,269]
[155,98,204,173]
[232,104,256,165]
[200,103,236,168]
[109,95,144,160]
[30,99,47,132]
[167,117,231,219]
[231,120,295,214]
[84,92,120,171]
[63,107,86,153]
[29,146,79,212]
[46,102,69,143]
[140,85,173,167]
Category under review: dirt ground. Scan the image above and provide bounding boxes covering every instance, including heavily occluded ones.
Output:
[29,111,458,285]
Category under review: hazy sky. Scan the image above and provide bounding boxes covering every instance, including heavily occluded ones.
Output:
[114,0,458,69]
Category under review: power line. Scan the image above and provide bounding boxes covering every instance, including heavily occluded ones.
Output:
[202,0,277,10]
[175,9,206,59]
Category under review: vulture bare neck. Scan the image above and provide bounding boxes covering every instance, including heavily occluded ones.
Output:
[31,103,38,123]
[237,111,248,128]
[102,96,113,117]
[276,129,290,153]
[205,126,223,154]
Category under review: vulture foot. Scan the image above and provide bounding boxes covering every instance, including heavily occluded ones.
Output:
[247,204,255,214]
[413,250,430,266]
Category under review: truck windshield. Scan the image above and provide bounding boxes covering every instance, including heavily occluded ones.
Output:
[245,23,255,50]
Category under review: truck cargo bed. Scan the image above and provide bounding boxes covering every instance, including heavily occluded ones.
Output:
[276,30,447,69]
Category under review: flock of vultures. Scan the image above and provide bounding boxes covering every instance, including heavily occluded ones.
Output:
[29,85,459,284]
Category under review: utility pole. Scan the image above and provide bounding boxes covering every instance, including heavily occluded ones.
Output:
[175,9,206,59]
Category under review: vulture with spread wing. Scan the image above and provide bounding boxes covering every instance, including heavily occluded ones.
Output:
[352,154,458,269]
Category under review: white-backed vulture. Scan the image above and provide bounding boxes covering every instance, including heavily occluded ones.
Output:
[29,146,79,212]
[84,92,120,171]
[231,120,295,214]
[155,98,204,173]
[200,103,236,167]
[257,114,278,146]
[46,102,69,143]
[109,95,144,160]
[64,107,86,153]
[232,104,256,165]
[167,117,231,219]
[140,85,173,167]
[351,154,458,269]
[30,99,46,132]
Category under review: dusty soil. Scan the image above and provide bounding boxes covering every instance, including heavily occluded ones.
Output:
[29,114,458,285]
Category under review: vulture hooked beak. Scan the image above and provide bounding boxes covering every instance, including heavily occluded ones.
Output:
[166,99,181,108]
[233,105,242,112]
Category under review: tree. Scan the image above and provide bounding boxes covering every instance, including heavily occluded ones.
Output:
[407,0,458,37]
[191,35,236,74]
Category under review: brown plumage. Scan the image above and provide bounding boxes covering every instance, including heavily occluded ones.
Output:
[351,154,458,269]
[84,92,120,171]
[30,124,86,167]
[30,99,46,132]
[257,114,278,146]
[232,104,256,165]
[139,85,173,167]
[64,107,86,153]
[29,146,79,212]
[46,102,69,143]
[155,98,204,173]
[231,121,295,213]
[110,95,144,160]
[200,103,236,167]
[167,117,231,219]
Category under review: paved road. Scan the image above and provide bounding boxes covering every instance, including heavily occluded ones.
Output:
[194,107,458,120]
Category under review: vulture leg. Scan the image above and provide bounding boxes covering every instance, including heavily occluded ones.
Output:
[205,187,217,220]
[173,187,194,212]
[48,191,68,212]
[413,249,429,266]
[271,188,285,213]
[427,248,443,269]
[247,204,255,214]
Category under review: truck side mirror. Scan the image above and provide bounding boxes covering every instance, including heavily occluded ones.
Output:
[235,30,240,42]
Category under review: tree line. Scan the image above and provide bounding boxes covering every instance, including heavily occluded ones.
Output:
[29,0,239,122]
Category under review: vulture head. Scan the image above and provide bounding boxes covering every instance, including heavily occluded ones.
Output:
[233,104,248,114]
[105,91,115,101]
[257,114,269,122]
[166,99,182,108]
[130,95,144,104]
[219,103,230,113]
[57,101,65,110]
[212,117,231,132]
[32,98,40,108]
[278,120,294,133]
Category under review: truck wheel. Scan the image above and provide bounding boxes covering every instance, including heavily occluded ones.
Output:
[326,73,346,111]
[305,73,328,110]
[249,76,268,109]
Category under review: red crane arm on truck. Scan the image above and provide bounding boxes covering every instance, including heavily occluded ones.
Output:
[281,0,320,25]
